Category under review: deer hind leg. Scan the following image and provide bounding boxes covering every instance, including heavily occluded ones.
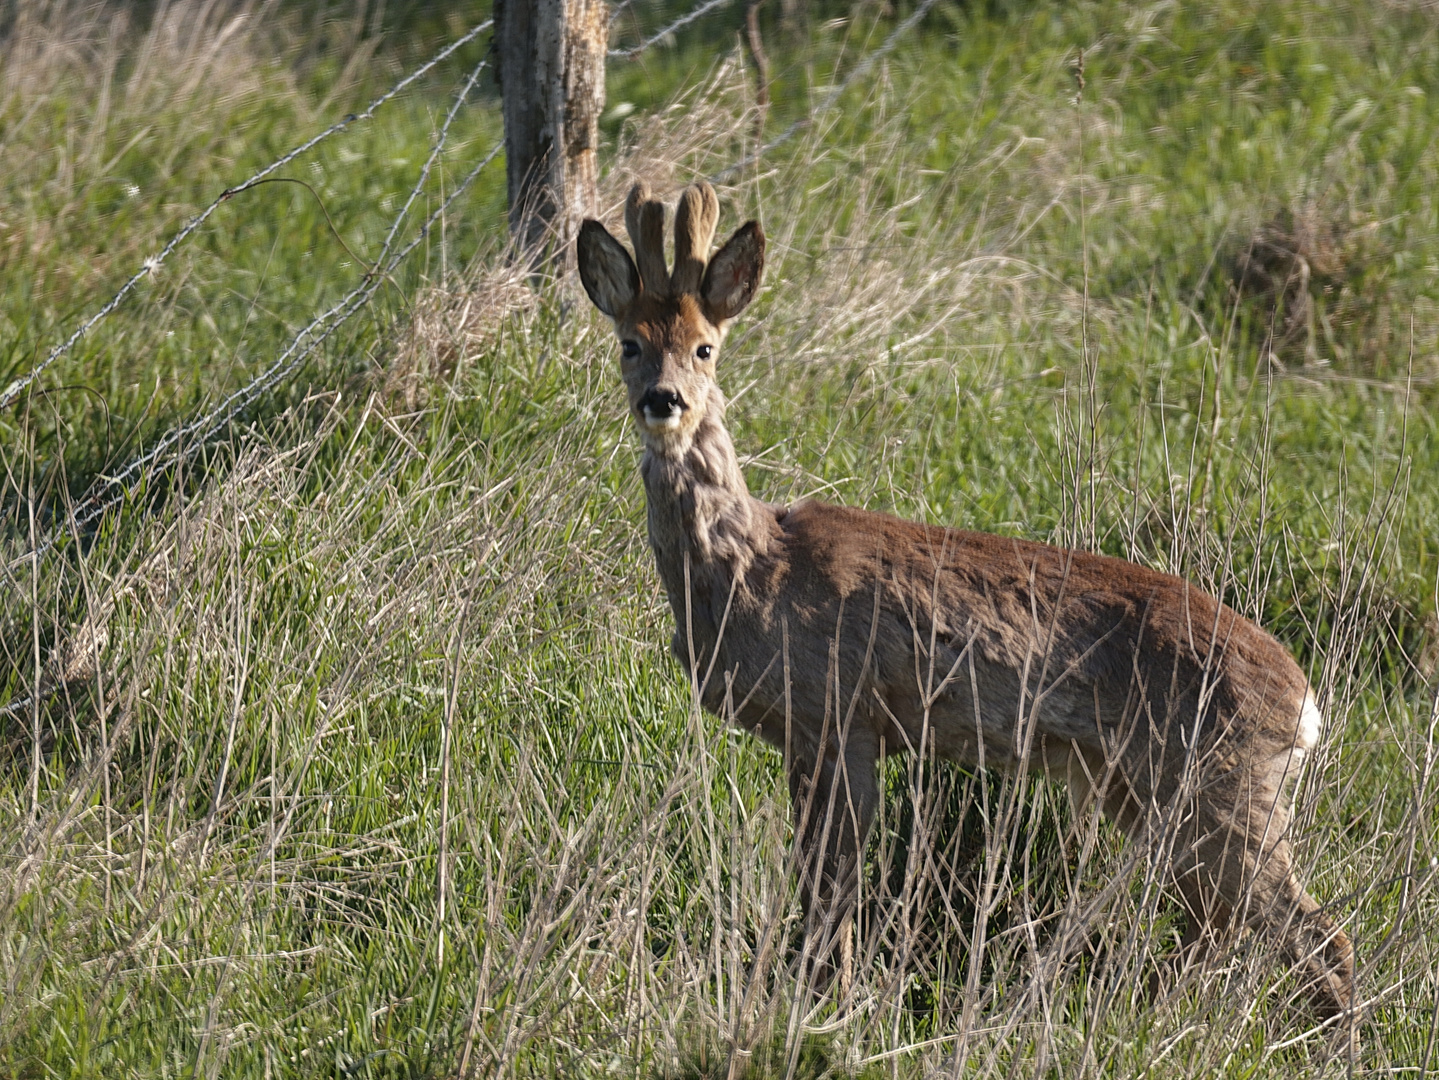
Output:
[1245,841,1356,1029]
[1065,763,1218,999]
[1077,741,1355,1037]
[787,725,880,993]
[1160,854,1236,1002]
[1175,786,1356,1034]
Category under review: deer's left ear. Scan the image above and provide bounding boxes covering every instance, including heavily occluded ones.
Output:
[577,220,641,318]
[701,221,764,324]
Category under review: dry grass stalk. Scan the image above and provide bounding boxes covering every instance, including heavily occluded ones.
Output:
[386,263,538,409]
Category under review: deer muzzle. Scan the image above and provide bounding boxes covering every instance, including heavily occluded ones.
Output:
[638,388,686,432]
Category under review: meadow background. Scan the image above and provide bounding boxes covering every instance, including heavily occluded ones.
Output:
[1,0,1437,1075]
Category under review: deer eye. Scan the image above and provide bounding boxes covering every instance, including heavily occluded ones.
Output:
[621,340,641,360]
[696,345,713,361]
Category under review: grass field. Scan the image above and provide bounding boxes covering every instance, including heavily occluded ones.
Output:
[2,0,1438,1075]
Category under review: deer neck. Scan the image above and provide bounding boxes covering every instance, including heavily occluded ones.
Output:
[639,384,772,622]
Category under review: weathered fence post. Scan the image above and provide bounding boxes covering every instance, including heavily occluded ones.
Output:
[494,0,607,269]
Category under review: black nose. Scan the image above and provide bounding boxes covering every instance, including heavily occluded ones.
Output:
[639,389,684,417]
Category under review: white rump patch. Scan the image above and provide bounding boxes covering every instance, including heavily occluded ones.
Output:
[1276,691,1323,787]
[1297,690,1322,753]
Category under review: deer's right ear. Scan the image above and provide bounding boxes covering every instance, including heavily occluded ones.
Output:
[577,220,641,318]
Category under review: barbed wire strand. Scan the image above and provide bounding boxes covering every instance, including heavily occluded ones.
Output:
[711,0,941,183]
[2,22,500,718]
[609,0,733,58]
[12,43,495,566]
[0,17,495,414]
[0,134,500,721]
[96,152,505,523]
[68,59,500,538]
[373,63,491,278]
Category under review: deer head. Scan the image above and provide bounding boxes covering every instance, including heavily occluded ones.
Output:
[577,181,765,455]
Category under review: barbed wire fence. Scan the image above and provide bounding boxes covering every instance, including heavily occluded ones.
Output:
[0,16,497,417]
[0,0,941,718]
[68,53,499,537]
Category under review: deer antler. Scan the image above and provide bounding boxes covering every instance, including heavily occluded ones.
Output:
[621,180,721,298]
[671,182,719,295]
[624,182,669,296]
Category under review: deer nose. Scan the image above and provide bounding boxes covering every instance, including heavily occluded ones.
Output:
[639,389,685,419]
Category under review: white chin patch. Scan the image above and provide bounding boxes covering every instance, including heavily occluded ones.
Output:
[643,410,682,432]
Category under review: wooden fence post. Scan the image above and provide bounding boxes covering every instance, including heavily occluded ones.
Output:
[494,0,607,269]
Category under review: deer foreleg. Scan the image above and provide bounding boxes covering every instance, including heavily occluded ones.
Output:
[787,725,880,992]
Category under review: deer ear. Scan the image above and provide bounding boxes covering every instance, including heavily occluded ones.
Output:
[577,220,641,318]
[700,221,764,324]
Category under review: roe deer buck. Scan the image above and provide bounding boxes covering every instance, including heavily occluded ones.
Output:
[576,180,1356,1033]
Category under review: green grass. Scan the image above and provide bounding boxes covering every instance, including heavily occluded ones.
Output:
[2,0,1438,1076]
